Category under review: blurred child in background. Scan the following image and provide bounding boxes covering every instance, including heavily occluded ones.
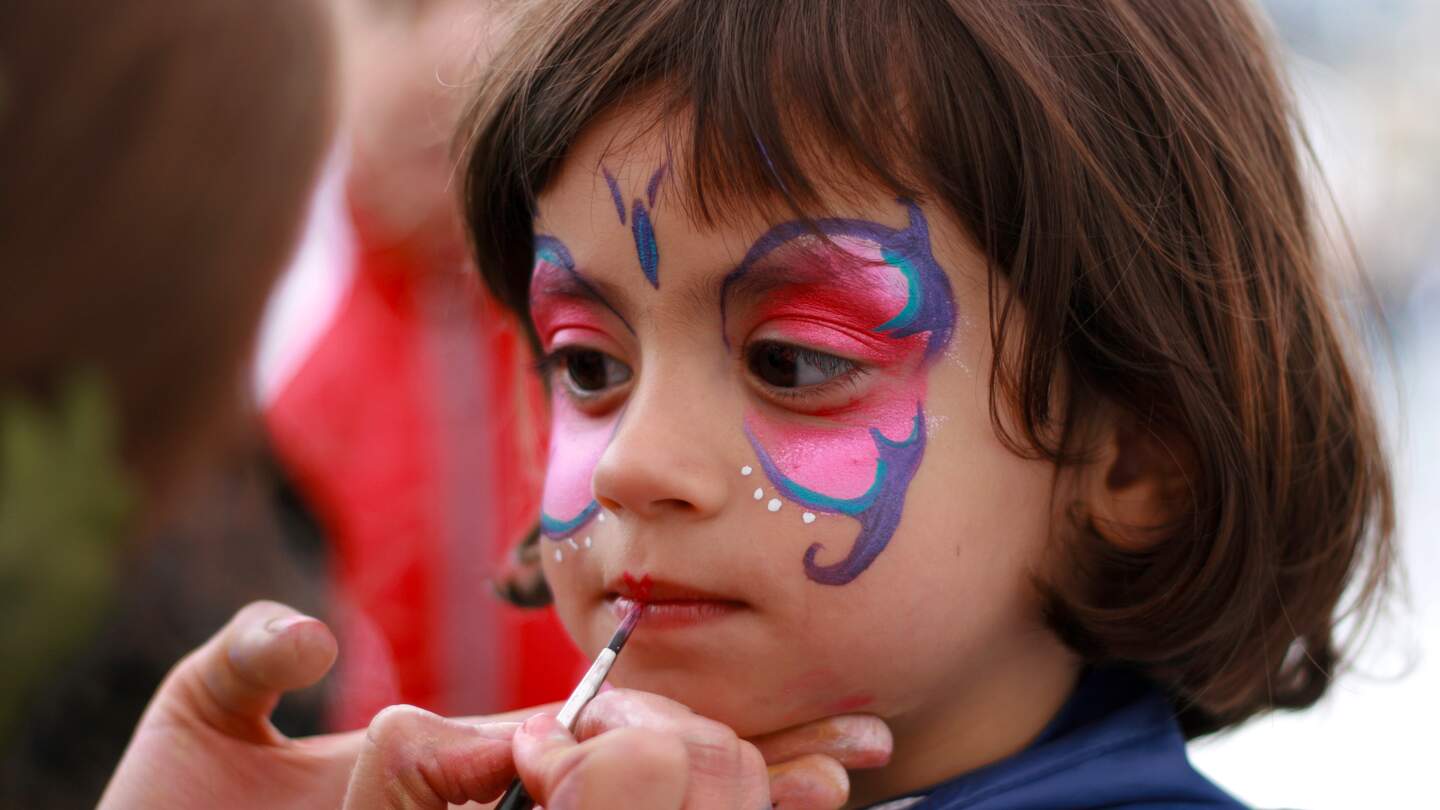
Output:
[256,0,580,729]
[0,0,336,805]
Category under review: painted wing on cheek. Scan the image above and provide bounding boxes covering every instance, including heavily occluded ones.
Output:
[748,408,926,585]
[541,499,601,538]
[730,200,956,585]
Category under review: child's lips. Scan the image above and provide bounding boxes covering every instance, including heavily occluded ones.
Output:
[604,576,748,629]
[607,594,747,628]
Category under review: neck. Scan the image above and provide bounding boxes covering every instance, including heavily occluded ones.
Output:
[846,635,1080,809]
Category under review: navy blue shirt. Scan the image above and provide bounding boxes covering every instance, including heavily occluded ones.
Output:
[878,669,1245,809]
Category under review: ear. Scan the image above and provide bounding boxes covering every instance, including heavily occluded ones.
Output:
[1083,407,1196,551]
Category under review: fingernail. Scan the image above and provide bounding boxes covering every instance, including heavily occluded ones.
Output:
[521,713,569,741]
[841,727,893,767]
[265,615,313,634]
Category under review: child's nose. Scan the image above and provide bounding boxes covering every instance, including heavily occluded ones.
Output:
[591,380,730,522]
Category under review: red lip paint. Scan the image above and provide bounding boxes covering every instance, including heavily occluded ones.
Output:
[610,572,747,629]
[621,571,654,602]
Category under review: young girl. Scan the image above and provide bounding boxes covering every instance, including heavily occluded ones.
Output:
[103,0,1394,807]
[454,0,1393,806]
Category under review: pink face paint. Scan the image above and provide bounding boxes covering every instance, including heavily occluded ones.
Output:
[531,298,613,347]
[746,243,927,373]
[724,201,956,585]
[531,234,626,538]
[539,392,609,537]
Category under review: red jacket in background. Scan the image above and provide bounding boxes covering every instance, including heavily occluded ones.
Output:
[260,192,583,728]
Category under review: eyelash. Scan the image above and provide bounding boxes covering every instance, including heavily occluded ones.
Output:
[534,346,630,403]
[742,340,872,403]
[534,342,872,408]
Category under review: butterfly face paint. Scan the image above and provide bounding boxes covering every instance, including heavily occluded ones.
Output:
[530,161,667,547]
[725,200,956,585]
[531,234,619,541]
[602,164,667,288]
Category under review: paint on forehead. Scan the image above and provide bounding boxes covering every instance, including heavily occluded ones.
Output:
[597,163,667,288]
[729,200,957,585]
[631,202,659,288]
[602,168,627,225]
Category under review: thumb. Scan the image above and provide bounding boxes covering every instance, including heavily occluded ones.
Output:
[157,600,337,743]
[512,713,689,810]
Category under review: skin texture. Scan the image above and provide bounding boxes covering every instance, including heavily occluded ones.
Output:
[530,108,1080,804]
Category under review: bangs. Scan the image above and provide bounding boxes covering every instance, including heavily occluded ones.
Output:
[460,0,1014,321]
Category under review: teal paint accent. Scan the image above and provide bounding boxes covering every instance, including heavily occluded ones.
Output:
[875,411,923,448]
[539,500,599,538]
[776,460,887,515]
[873,248,922,333]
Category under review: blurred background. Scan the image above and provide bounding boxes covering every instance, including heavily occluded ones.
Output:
[0,0,1435,808]
[1192,2,1440,808]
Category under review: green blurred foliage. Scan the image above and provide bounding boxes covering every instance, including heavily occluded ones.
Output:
[0,374,133,746]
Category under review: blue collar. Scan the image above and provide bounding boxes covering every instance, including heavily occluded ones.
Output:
[885,668,1245,809]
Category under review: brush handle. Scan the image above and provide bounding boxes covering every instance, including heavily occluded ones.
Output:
[491,650,616,810]
[493,607,640,809]
[493,777,534,810]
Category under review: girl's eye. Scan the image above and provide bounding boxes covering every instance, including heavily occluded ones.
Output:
[544,347,632,395]
[746,341,856,388]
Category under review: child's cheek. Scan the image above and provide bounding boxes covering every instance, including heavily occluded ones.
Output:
[747,416,879,500]
[745,376,926,501]
[539,394,610,536]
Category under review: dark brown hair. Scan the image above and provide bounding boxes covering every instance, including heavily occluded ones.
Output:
[0,0,336,506]
[458,0,1395,735]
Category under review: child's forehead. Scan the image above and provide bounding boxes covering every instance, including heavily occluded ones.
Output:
[533,102,912,245]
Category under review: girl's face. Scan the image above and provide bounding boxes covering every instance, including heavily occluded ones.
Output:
[530,111,1071,740]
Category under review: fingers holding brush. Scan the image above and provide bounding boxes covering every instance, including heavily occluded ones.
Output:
[341,705,519,810]
[511,712,693,810]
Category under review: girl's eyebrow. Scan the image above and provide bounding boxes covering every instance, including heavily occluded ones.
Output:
[718,246,873,345]
[531,268,637,335]
[721,264,820,310]
[720,243,866,312]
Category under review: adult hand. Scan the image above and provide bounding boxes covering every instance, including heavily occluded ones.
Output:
[100,600,892,809]
[97,600,364,809]
[342,688,893,809]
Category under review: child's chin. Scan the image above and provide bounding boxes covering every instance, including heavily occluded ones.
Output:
[610,665,840,738]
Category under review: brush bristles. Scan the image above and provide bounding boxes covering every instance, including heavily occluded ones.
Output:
[607,603,644,652]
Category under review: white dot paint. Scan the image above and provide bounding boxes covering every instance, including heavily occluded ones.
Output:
[753,487,764,500]
[566,537,579,551]
[741,465,753,476]
[554,548,563,562]
[597,512,606,522]
[767,498,782,512]
[802,512,816,524]
[584,536,592,548]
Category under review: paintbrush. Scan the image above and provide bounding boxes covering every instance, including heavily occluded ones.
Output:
[494,602,645,810]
